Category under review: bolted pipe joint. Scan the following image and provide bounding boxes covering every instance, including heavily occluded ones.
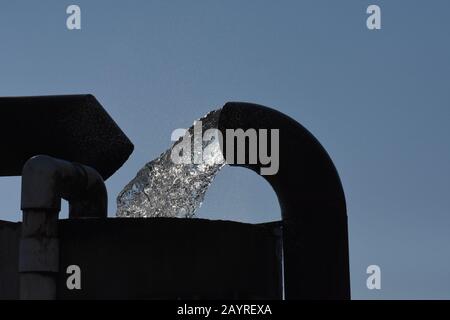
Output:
[19,155,107,299]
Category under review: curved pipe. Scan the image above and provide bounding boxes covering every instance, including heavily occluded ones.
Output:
[218,102,350,300]
[21,155,107,218]
[19,155,107,299]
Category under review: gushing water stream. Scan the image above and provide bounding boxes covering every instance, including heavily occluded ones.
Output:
[116,109,225,218]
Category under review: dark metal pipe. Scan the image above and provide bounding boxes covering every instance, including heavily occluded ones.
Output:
[218,102,350,300]
[19,155,107,299]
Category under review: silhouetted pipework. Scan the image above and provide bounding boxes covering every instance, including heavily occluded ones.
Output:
[20,155,107,299]
[219,102,350,299]
[0,95,350,300]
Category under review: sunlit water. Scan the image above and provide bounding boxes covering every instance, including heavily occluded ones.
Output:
[116,109,225,218]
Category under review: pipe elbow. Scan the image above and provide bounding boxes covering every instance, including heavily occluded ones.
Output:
[218,102,350,299]
[21,155,107,218]
[218,102,346,221]
[69,164,108,218]
[21,155,67,211]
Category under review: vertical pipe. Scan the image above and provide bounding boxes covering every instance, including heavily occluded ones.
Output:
[20,155,107,300]
[19,210,59,299]
[273,224,284,299]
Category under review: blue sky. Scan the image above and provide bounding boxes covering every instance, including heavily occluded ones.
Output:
[1,1,450,299]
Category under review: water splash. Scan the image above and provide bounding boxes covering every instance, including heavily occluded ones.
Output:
[116,109,225,218]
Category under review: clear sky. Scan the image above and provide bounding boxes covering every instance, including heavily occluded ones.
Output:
[1,0,449,299]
